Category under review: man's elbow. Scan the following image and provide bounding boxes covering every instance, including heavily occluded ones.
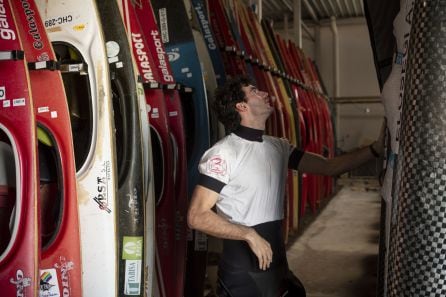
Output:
[187,207,201,230]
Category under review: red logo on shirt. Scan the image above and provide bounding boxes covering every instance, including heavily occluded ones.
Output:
[207,156,227,176]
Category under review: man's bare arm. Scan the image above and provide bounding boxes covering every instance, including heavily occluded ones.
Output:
[297,142,379,176]
[187,185,272,270]
[297,120,385,176]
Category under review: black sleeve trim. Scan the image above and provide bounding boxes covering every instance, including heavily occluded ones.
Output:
[288,148,305,170]
[198,174,226,193]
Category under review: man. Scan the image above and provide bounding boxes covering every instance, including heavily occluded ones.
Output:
[187,76,384,297]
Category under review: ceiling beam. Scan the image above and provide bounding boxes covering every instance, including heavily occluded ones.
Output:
[293,0,302,47]
[262,0,274,11]
[269,0,283,11]
[280,0,293,12]
[318,0,332,17]
[302,22,315,42]
[302,0,319,22]
[342,0,354,16]
[351,0,359,16]
[359,0,365,15]
[255,0,365,22]
[310,0,324,19]
[335,0,346,17]
[327,0,338,17]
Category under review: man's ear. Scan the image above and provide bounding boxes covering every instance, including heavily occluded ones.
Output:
[235,102,246,112]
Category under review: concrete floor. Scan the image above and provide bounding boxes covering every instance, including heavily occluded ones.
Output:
[287,178,381,297]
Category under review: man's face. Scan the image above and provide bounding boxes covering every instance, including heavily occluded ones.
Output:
[241,85,274,117]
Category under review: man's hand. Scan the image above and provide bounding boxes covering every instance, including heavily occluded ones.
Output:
[245,229,273,271]
[188,186,273,271]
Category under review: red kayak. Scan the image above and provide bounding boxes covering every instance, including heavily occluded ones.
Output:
[120,2,179,296]
[124,1,190,295]
[0,0,39,295]
[10,1,83,296]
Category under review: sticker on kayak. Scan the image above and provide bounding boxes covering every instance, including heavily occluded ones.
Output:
[122,236,143,260]
[193,3,217,50]
[124,260,142,295]
[123,237,143,295]
[9,269,32,296]
[0,11,17,41]
[13,98,26,107]
[167,49,180,62]
[106,41,120,58]
[39,269,60,297]
[127,188,142,224]
[93,161,112,213]
[158,8,169,43]
[150,30,175,83]
[53,256,75,296]
[0,86,5,100]
[44,15,73,28]
[181,67,192,78]
[151,107,159,119]
[131,33,155,82]
[38,106,50,113]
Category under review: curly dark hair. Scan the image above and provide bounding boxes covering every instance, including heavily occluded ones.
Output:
[213,76,253,133]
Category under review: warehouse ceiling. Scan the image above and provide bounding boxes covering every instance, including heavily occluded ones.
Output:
[252,0,365,23]
[241,0,399,89]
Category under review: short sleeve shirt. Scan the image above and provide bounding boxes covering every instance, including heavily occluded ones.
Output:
[198,132,301,226]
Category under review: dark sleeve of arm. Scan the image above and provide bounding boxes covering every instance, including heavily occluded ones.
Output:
[198,174,226,193]
[288,148,305,170]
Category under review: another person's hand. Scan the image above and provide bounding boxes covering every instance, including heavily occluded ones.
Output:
[245,229,273,271]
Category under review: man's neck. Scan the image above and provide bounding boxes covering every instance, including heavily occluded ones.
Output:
[239,119,266,131]
[234,125,264,142]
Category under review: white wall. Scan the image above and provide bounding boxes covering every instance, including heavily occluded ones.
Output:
[276,18,384,152]
[337,103,384,151]
[316,18,380,98]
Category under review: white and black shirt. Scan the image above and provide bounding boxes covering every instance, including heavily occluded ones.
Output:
[198,126,304,227]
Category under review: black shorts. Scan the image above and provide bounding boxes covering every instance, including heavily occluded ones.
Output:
[216,220,306,297]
